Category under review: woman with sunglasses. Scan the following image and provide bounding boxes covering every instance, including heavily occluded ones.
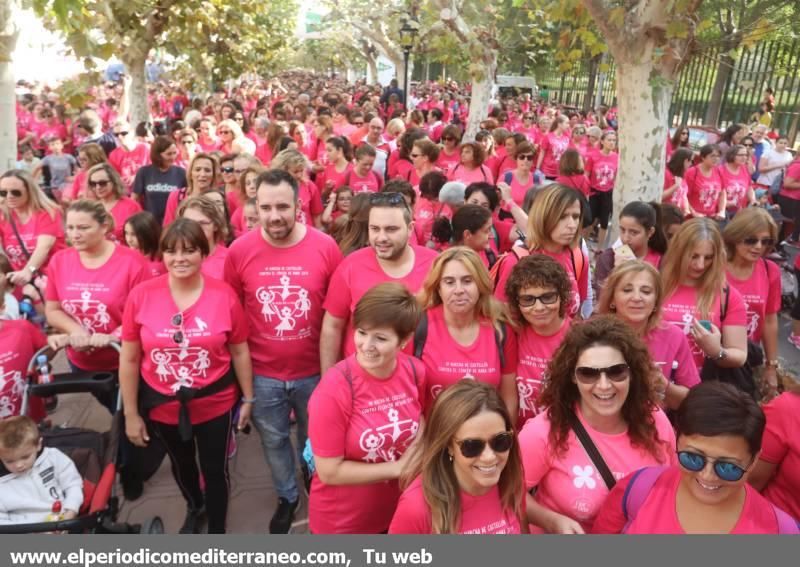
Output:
[415,247,518,418]
[216,119,255,156]
[749,381,800,523]
[389,381,526,534]
[448,142,494,186]
[162,153,218,227]
[719,145,756,216]
[308,283,425,534]
[685,144,725,220]
[85,163,141,244]
[436,125,463,173]
[406,139,441,192]
[504,255,572,427]
[593,382,798,534]
[660,218,748,373]
[667,126,691,157]
[722,208,781,397]
[0,170,64,297]
[177,196,230,280]
[63,142,106,204]
[519,316,676,533]
[493,133,526,181]
[174,128,198,171]
[498,142,536,207]
[597,261,699,410]
[120,218,253,534]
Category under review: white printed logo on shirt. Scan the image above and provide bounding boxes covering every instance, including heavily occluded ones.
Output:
[517,374,545,418]
[255,274,312,340]
[0,365,24,418]
[62,290,111,332]
[359,408,419,463]
[595,164,616,188]
[572,465,597,490]
[150,346,211,392]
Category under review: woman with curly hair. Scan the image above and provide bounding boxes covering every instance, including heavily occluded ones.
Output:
[518,315,676,533]
[390,381,527,534]
[504,255,573,427]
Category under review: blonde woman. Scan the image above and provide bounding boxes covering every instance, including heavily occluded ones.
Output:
[415,247,517,418]
[162,152,219,226]
[178,195,230,280]
[390,381,526,534]
[217,119,255,155]
[660,218,748,374]
[270,148,323,228]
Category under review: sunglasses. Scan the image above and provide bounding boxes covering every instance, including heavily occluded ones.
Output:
[443,136,457,142]
[221,166,235,174]
[88,179,111,188]
[171,313,186,346]
[517,154,535,161]
[743,143,754,147]
[410,153,421,159]
[218,130,232,135]
[114,131,129,137]
[455,432,514,459]
[369,192,407,208]
[677,450,749,482]
[742,237,775,247]
[574,363,630,384]
[0,189,23,198]
[518,291,559,307]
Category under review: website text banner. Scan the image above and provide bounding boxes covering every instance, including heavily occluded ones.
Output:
[2,535,797,567]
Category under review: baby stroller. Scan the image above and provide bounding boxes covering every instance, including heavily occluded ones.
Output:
[0,343,163,534]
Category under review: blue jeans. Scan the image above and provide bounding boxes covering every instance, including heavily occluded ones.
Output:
[251,375,319,502]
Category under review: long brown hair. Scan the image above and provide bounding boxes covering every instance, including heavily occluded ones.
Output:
[403,381,527,533]
[538,315,668,461]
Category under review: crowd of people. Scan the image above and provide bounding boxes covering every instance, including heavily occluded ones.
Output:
[0,71,799,535]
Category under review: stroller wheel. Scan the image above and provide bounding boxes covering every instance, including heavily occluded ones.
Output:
[140,516,164,534]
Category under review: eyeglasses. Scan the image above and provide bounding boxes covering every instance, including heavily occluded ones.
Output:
[114,131,129,137]
[0,189,23,198]
[88,179,111,188]
[218,130,231,135]
[455,432,514,458]
[171,313,186,346]
[234,117,244,122]
[518,291,559,307]
[443,136,457,142]
[517,154,535,161]
[221,166,235,174]
[574,363,630,384]
[410,153,421,159]
[677,450,750,482]
[742,236,775,247]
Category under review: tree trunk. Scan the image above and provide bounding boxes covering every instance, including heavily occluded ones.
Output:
[121,53,150,127]
[366,54,378,85]
[583,54,601,112]
[0,0,18,171]
[703,38,738,126]
[614,59,674,218]
[463,51,497,142]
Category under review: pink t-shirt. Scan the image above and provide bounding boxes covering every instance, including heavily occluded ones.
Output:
[413,199,449,246]
[556,174,591,198]
[501,171,534,205]
[516,319,571,427]
[107,197,142,244]
[316,163,353,195]
[586,151,619,193]
[389,476,522,534]
[718,163,752,211]
[644,324,700,389]
[201,244,228,280]
[448,164,494,186]
[297,180,324,225]
[539,133,570,177]
[760,393,800,521]
[494,248,589,318]
[224,227,342,380]
[323,246,439,358]
[144,258,166,279]
[436,149,461,173]
[308,353,426,534]
[0,209,65,271]
[121,275,248,424]
[592,467,786,534]
[46,245,148,371]
[108,143,150,193]
[0,319,47,420]
[343,169,383,194]
[519,405,676,533]
[779,160,800,201]
[63,170,87,202]
[417,306,517,411]
[661,284,747,369]
[686,166,724,217]
[664,169,688,207]
[493,155,516,180]
[726,260,780,343]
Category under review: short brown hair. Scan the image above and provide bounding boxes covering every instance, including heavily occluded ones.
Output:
[353,282,420,339]
[413,138,441,162]
[505,254,572,322]
[160,217,210,257]
[0,416,39,450]
[559,148,584,176]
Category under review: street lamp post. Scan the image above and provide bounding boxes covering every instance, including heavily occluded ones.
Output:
[399,16,418,107]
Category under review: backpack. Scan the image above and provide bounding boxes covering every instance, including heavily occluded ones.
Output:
[489,246,585,294]
[622,466,800,534]
[413,311,508,368]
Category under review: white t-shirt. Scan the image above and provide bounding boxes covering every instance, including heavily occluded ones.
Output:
[757,149,794,186]
[1,293,20,320]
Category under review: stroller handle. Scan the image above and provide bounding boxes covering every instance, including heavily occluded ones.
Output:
[26,341,122,375]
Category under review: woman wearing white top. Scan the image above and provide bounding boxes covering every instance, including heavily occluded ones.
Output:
[756,136,793,188]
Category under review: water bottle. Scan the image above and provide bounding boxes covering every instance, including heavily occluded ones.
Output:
[20,297,46,328]
[533,169,543,186]
[37,354,52,385]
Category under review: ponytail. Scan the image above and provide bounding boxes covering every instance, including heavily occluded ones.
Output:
[619,201,668,255]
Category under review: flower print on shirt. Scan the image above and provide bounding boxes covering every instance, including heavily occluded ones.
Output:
[256,273,313,340]
[572,465,597,490]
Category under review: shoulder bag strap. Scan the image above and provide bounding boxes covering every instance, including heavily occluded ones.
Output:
[8,214,32,260]
[569,409,616,490]
[413,311,429,359]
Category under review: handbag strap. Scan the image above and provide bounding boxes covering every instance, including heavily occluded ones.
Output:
[569,410,617,490]
[8,213,32,261]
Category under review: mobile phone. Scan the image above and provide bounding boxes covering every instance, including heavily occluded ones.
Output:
[698,320,712,332]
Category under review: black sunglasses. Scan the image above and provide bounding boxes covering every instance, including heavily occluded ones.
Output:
[0,189,23,198]
[742,237,775,247]
[518,291,559,307]
[88,180,111,188]
[455,432,514,459]
[369,192,407,208]
[115,131,129,137]
[517,154,535,161]
[677,450,750,482]
[171,313,185,345]
[443,136,457,142]
[221,166,235,174]
[574,363,630,384]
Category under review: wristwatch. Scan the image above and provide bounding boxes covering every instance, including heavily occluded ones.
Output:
[712,348,727,361]
[766,359,779,368]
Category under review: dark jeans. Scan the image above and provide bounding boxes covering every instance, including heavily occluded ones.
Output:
[149,409,234,534]
[778,194,800,241]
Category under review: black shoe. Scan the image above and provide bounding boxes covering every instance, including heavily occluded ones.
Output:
[179,506,206,534]
[301,464,312,496]
[269,497,298,534]
[120,469,144,501]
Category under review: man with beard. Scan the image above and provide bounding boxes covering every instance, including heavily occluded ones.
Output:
[224,169,342,533]
[320,192,438,374]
